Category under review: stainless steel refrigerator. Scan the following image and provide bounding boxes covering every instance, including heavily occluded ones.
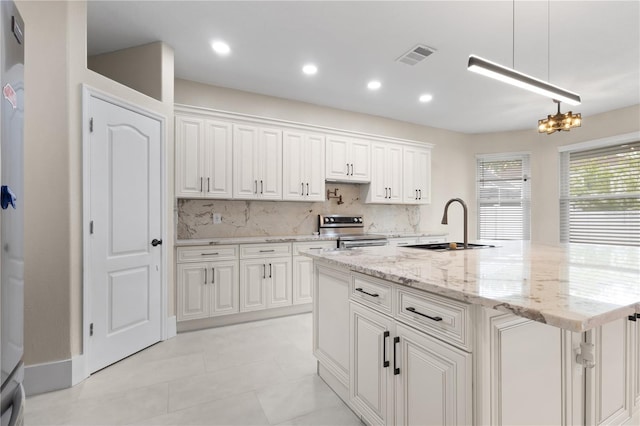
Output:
[0,1,24,425]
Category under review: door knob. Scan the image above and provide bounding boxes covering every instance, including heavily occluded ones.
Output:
[151,239,162,247]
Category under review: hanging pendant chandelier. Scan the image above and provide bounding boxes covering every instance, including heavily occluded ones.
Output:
[537,100,581,134]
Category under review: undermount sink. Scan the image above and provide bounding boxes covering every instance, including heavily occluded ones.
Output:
[405,242,496,251]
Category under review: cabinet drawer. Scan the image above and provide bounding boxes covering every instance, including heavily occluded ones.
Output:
[350,273,393,316]
[419,236,447,244]
[293,240,337,255]
[177,245,238,262]
[395,286,471,351]
[240,243,292,259]
[389,237,419,247]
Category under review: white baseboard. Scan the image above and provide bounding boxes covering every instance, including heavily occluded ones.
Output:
[24,359,72,396]
[71,354,88,386]
[167,315,177,339]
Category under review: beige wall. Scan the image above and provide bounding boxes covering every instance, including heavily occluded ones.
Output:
[467,104,640,244]
[18,1,175,366]
[175,79,472,241]
[89,42,165,102]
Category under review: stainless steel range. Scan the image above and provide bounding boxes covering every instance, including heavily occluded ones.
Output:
[318,214,388,249]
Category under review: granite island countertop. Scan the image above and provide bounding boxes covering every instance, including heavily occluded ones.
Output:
[175,232,446,247]
[301,241,640,332]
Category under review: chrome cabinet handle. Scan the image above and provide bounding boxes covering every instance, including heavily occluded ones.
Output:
[418,189,422,200]
[200,177,203,192]
[254,180,258,194]
[415,189,418,199]
[260,180,263,194]
[346,163,349,176]
[263,264,266,279]
[211,268,215,284]
[207,177,210,192]
[306,183,309,196]
[259,249,275,253]
[269,263,272,278]
[301,182,304,196]
[204,268,207,285]
[350,163,354,176]
[201,252,218,256]
[406,306,443,322]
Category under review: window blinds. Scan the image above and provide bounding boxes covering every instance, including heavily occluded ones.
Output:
[560,141,640,246]
[476,153,531,240]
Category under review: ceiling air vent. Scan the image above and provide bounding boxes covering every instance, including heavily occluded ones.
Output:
[396,44,436,66]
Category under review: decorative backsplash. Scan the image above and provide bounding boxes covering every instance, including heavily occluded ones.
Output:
[177,183,422,239]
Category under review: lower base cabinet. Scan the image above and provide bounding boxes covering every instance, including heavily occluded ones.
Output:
[240,257,292,312]
[314,261,640,426]
[350,301,472,426]
[177,260,239,321]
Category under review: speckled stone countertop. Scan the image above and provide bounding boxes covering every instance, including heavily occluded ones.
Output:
[175,232,446,247]
[301,241,640,332]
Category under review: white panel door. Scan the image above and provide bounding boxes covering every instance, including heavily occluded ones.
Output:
[209,260,239,316]
[394,323,472,426]
[266,257,292,308]
[240,259,266,312]
[369,143,388,202]
[233,124,259,199]
[350,139,371,182]
[326,136,350,180]
[258,127,282,200]
[203,120,232,198]
[350,303,393,426]
[306,133,326,201]
[586,317,632,425]
[387,144,403,203]
[89,97,162,373]
[175,115,204,197]
[292,256,313,305]
[177,263,208,321]
[282,131,305,200]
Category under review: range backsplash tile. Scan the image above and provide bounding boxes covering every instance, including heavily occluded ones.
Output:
[177,184,421,239]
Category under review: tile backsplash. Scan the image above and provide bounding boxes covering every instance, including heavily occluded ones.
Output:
[177,183,422,239]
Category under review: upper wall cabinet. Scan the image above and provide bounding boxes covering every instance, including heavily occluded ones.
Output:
[233,124,283,200]
[403,145,431,204]
[283,130,326,201]
[326,135,371,183]
[175,115,233,198]
[364,142,403,203]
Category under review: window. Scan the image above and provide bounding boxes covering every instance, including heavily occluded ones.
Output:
[476,153,531,240]
[560,140,640,247]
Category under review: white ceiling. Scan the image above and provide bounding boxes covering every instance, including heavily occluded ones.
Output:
[87,1,640,134]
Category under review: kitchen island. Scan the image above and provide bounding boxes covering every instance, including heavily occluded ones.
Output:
[302,242,640,425]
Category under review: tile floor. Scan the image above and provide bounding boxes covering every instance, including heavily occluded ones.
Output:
[25,313,362,426]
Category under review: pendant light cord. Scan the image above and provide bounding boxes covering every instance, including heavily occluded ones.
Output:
[547,0,551,82]
[512,0,515,69]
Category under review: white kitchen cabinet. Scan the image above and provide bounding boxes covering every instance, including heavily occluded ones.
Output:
[350,302,394,426]
[585,317,633,425]
[239,243,292,312]
[325,135,371,182]
[233,124,282,200]
[176,246,240,321]
[292,241,337,305]
[403,145,431,204]
[349,281,472,426]
[175,115,233,198]
[283,130,325,201]
[364,142,403,204]
[313,263,351,386]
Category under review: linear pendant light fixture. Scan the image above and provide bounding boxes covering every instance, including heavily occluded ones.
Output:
[467,55,581,106]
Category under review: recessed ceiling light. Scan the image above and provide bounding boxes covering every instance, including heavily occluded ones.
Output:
[419,94,433,103]
[367,80,381,90]
[302,64,318,75]
[211,41,231,55]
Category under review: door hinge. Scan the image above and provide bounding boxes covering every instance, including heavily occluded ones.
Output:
[90,323,94,337]
[89,220,94,234]
[575,342,595,369]
[89,117,94,133]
